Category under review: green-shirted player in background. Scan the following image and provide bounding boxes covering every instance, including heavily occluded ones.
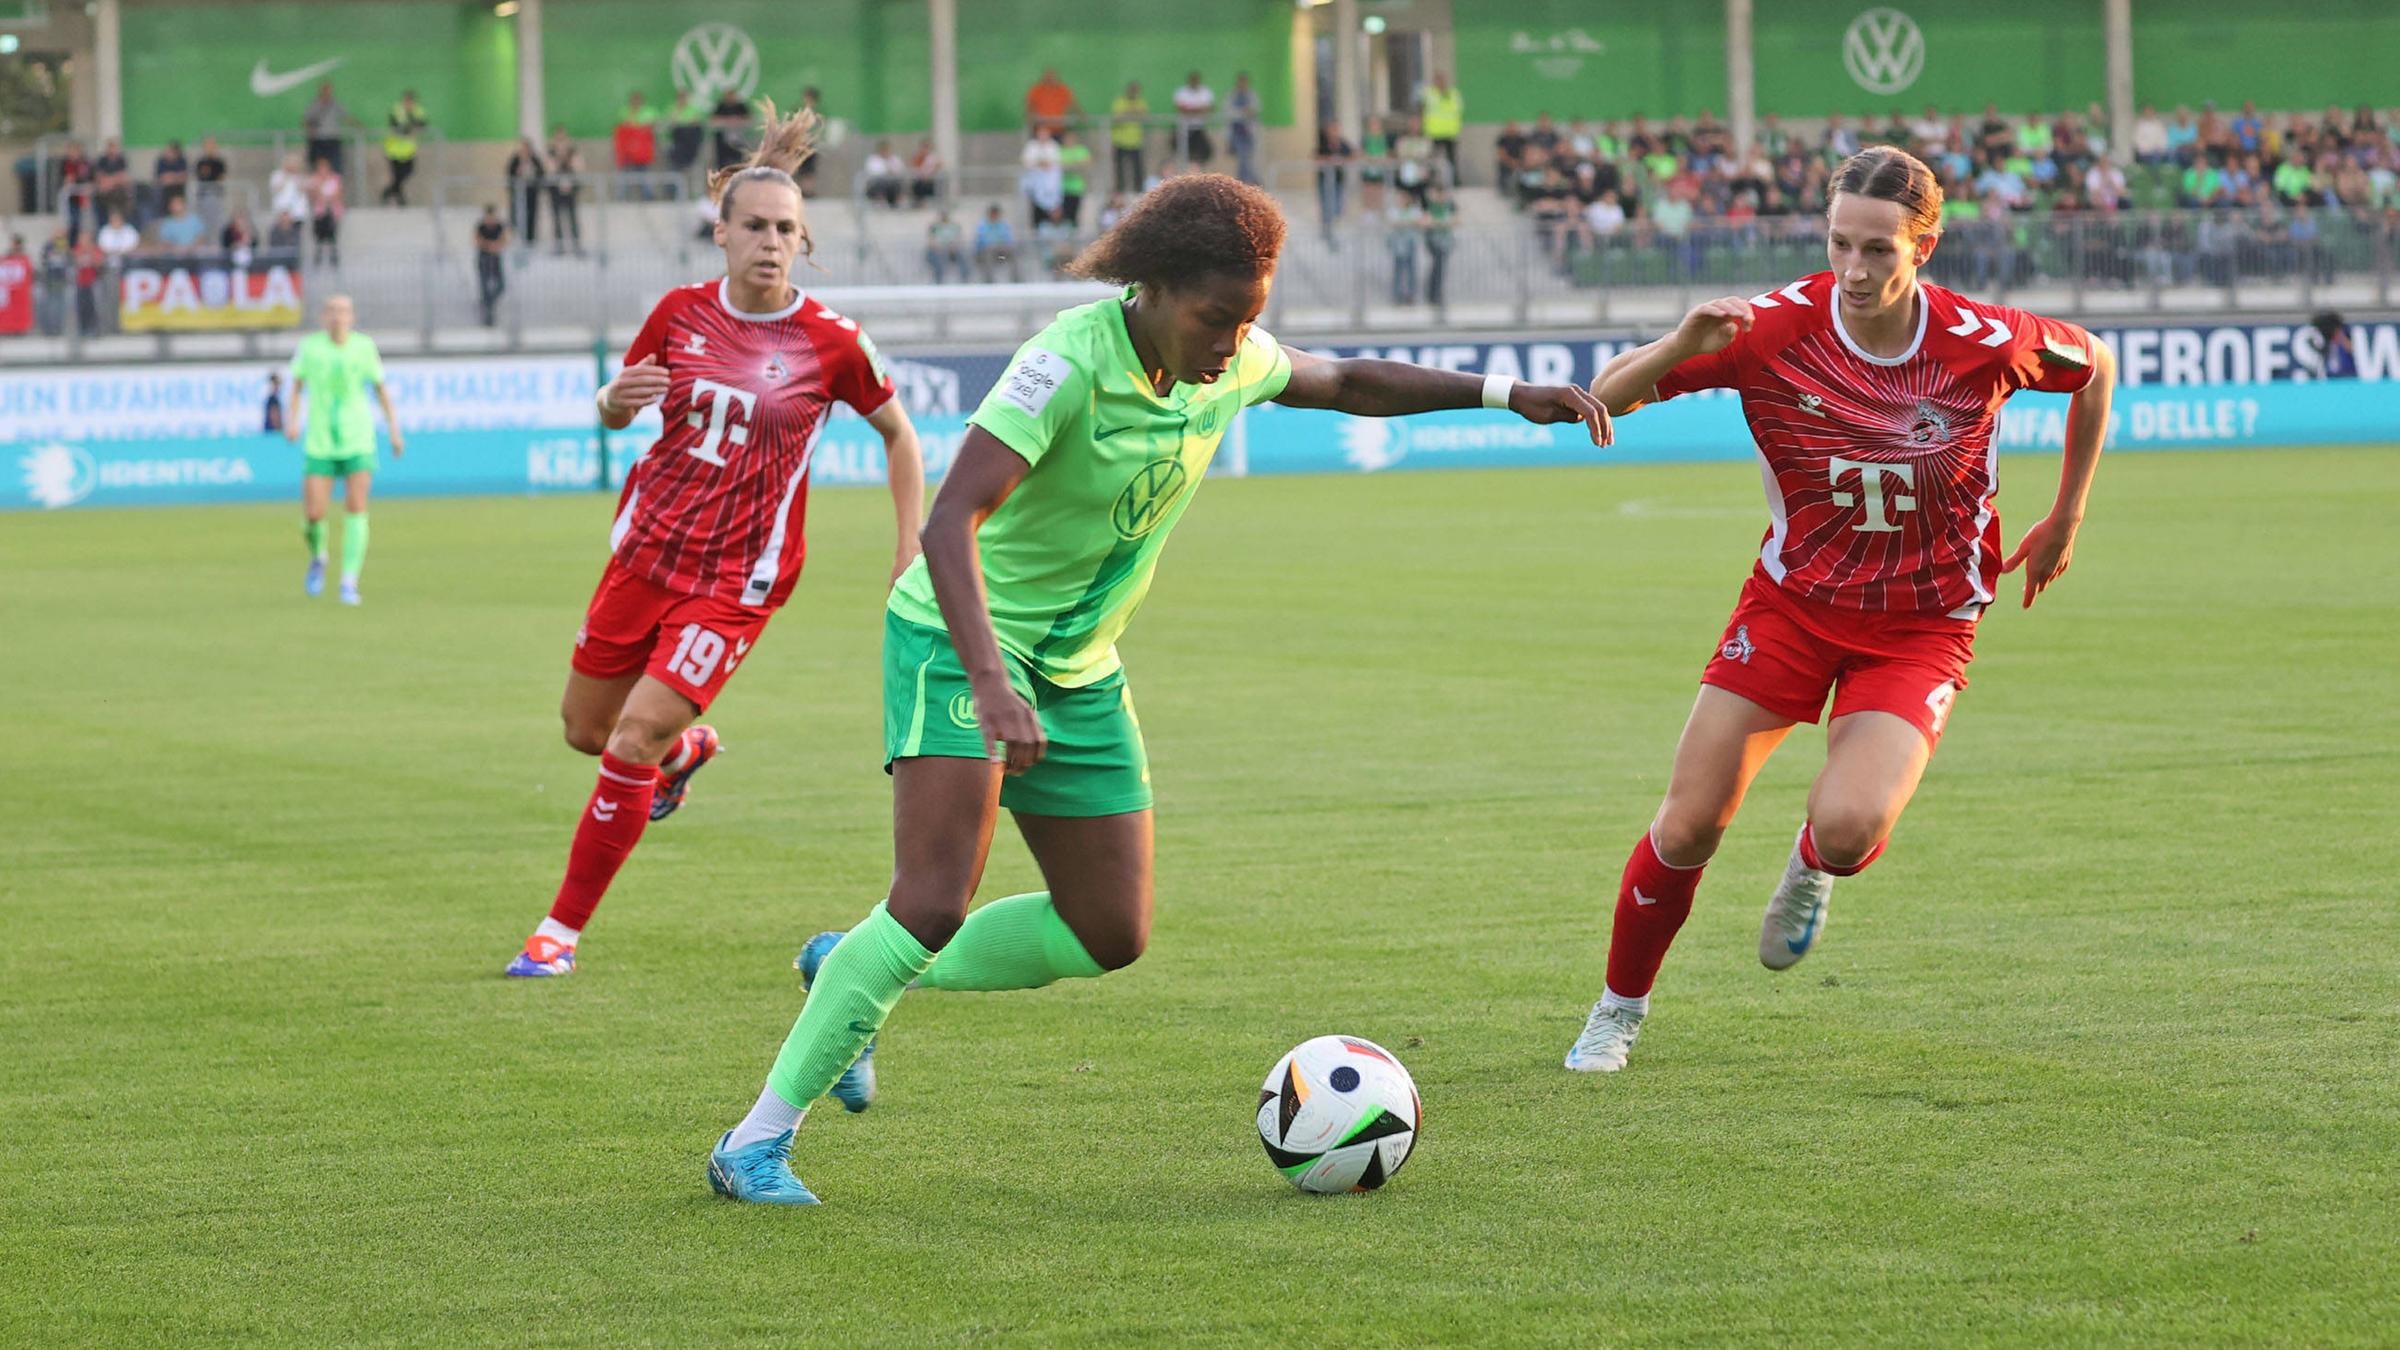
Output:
[707,173,1615,1204]
[285,294,404,605]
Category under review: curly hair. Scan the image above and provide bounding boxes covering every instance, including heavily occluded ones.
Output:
[1828,146,1944,240]
[708,100,820,260]
[1066,173,1287,290]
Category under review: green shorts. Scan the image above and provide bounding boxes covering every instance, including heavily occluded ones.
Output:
[303,451,376,478]
[882,609,1152,818]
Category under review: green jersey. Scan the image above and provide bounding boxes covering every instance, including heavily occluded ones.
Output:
[888,292,1292,688]
[289,331,387,457]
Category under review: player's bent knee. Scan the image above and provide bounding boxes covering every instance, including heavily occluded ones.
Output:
[561,719,609,756]
[1649,815,1725,869]
[884,893,966,951]
[1082,920,1148,972]
[1808,811,1889,870]
[604,716,682,765]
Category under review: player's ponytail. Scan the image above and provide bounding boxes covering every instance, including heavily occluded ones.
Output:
[1829,146,1943,241]
[708,99,819,260]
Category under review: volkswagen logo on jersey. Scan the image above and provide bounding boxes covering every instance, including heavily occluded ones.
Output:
[1112,457,1190,540]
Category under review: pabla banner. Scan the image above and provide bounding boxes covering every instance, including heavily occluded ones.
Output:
[118,260,305,333]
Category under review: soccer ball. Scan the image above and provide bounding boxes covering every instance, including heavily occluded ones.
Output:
[1255,1035,1421,1194]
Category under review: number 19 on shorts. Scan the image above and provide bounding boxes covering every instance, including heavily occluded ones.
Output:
[668,623,729,685]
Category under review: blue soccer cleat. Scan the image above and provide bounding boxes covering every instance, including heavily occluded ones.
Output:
[707,1129,819,1205]
[504,935,576,977]
[304,557,326,597]
[796,930,876,1113]
[338,579,362,607]
[650,725,722,821]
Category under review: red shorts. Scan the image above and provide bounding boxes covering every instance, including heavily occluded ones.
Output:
[1700,570,1976,748]
[571,562,773,711]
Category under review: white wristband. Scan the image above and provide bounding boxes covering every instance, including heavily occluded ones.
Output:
[1481,373,1517,411]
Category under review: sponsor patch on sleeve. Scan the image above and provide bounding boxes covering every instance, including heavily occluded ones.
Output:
[856,330,890,384]
[2036,337,2091,369]
[998,347,1071,417]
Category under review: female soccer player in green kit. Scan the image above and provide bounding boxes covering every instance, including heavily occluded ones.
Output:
[286,293,403,605]
[707,173,1615,1204]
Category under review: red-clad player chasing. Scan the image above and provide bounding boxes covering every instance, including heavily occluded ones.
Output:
[1565,146,2116,1070]
[507,106,926,977]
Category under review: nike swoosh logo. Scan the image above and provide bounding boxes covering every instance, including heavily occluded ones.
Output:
[251,56,346,99]
[1786,908,1821,955]
[1633,888,1660,907]
[847,1019,880,1038]
[1093,424,1137,442]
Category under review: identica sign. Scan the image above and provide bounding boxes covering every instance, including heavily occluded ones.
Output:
[118,261,304,332]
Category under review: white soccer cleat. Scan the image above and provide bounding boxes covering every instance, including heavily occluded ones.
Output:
[1563,1001,1645,1073]
[1759,840,1834,971]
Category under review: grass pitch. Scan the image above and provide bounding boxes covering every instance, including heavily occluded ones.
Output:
[4,449,2395,1347]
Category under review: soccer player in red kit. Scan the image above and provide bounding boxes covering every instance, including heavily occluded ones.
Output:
[507,106,926,977]
[1563,146,2116,1070]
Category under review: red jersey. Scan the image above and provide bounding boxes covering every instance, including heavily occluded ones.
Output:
[1654,272,2096,616]
[609,280,895,608]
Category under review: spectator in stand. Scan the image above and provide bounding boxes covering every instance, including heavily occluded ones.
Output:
[1825,111,1860,159]
[1391,115,1436,208]
[57,141,93,243]
[2166,106,2200,164]
[667,90,707,186]
[2129,105,2167,166]
[1172,70,1216,167]
[1058,129,1093,226]
[1910,104,1948,155]
[305,81,353,174]
[220,210,257,267]
[1422,181,1455,307]
[154,139,190,213]
[1225,72,1263,184]
[973,203,1019,282]
[1095,191,1130,232]
[93,138,131,224]
[2085,157,2129,212]
[155,196,206,254]
[1384,196,1421,304]
[614,91,660,198]
[1418,70,1463,185]
[474,203,508,326]
[1025,68,1078,135]
[863,140,906,207]
[1020,125,1064,226]
[506,137,545,247]
[1358,115,1391,212]
[96,208,140,261]
[1314,119,1356,228]
[1109,82,1148,194]
[193,136,229,232]
[72,231,106,333]
[264,372,285,433]
[268,211,304,252]
[2197,102,2233,160]
[270,152,309,224]
[907,138,944,206]
[1494,119,1529,193]
[383,89,429,206]
[1526,111,1562,162]
[546,125,585,256]
[308,158,344,267]
[1691,108,1731,165]
[925,208,967,283]
[712,87,753,170]
[1033,211,1076,276]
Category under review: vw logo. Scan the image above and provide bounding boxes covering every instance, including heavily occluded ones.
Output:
[672,22,760,104]
[1843,8,1925,97]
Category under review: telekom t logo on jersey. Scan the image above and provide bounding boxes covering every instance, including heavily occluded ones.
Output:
[1827,456,1917,532]
[685,377,757,465]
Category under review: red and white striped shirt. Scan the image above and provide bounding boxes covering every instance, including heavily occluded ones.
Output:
[609,280,895,608]
[1655,272,2097,615]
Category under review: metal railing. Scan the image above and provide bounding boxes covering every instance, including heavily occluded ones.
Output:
[8,208,2393,361]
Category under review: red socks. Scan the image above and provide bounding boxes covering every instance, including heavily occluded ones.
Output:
[1798,823,1886,877]
[546,752,659,931]
[1603,831,1707,999]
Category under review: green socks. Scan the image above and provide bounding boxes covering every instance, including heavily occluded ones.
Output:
[765,901,934,1110]
[918,891,1106,991]
[340,514,369,581]
[303,518,326,559]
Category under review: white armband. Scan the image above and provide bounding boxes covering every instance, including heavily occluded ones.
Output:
[1481,373,1517,411]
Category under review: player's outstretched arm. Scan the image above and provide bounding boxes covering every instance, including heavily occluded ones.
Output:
[1273,348,1612,446]
[596,354,669,432]
[1590,296,1754,415]
[921,428,1045,775]
[867,398,926,583]
[2003,337,2115,609]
